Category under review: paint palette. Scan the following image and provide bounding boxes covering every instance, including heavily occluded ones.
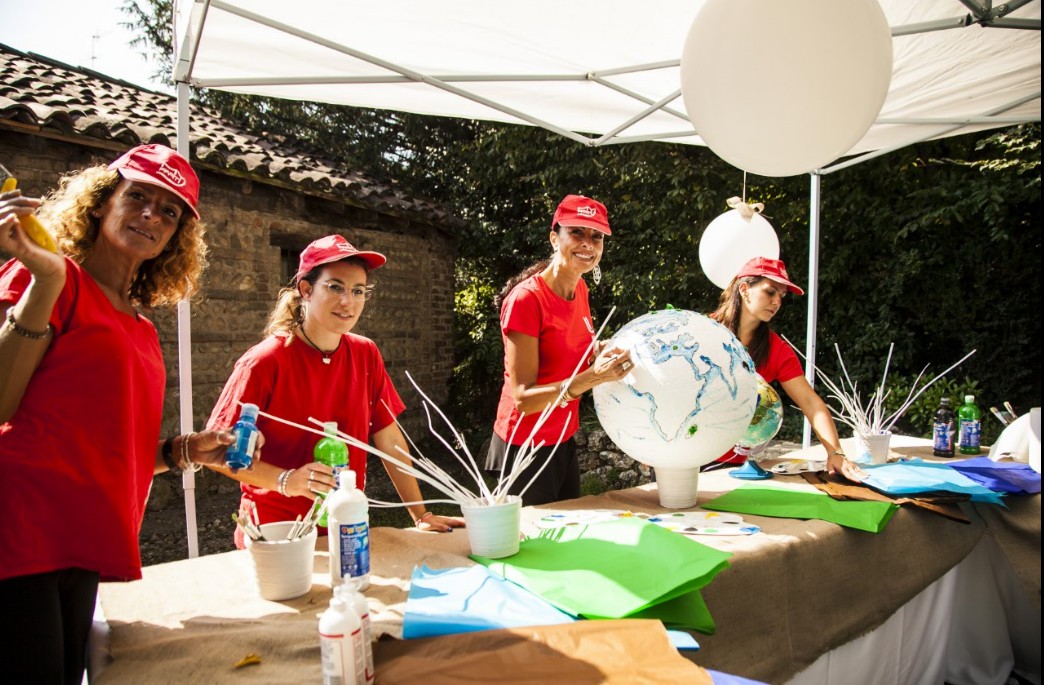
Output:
[769,459,824,475]
[535,509,759,536]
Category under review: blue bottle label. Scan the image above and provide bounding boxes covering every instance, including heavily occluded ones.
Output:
[959,420,981,448]
[338,522,370,578]
[225,423,256,468]
[933,421,954,451]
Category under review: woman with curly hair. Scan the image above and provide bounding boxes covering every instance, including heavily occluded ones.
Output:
[0,145,257,684]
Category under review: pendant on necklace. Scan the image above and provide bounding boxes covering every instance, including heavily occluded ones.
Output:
[322,356,331,365]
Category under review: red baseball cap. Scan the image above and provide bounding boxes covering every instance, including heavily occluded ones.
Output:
[108,144,200,219]
[736,256,805,295]
[551,194,611,235]
[295,234,387,283]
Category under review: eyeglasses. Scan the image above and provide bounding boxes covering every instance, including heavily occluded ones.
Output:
[319,281,374,301]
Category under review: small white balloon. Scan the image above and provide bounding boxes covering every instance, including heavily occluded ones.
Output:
[698,209,779,290]
[680,0,893,177]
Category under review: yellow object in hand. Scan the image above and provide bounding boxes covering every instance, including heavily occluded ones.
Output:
[1,176,58,252]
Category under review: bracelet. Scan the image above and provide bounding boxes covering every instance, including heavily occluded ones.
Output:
[180,432,202,473]
[277,468,295,497]
[416,511,435,528]
[558,381,578,409]
[830,449,846,459]
[161,437,181,473]
[4,307,53,340]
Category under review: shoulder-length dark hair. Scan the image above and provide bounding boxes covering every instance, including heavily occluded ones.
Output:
[711,275,772,369]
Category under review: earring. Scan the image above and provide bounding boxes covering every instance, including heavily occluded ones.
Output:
[592,265,602,286]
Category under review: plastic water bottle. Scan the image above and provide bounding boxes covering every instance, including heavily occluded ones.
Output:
[957,395,982,455]
[932,397,956,457]
[224,403,260,470]
[328,469,370,591]
[318,596,364,685]
[335,581,374,684]
[315,422,349,527]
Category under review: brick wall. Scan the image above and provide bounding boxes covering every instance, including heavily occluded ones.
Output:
[1,131,457,445]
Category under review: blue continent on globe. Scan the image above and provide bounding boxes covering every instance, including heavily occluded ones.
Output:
[592,309,759,470]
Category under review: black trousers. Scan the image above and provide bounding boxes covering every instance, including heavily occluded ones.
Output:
[0,567,100,685]
[488,433,580,506]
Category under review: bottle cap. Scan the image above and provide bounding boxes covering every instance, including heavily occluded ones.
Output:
[240,403,260,420]
[965,395,975,403]
[338,469,357,490]
[940,397,950,405]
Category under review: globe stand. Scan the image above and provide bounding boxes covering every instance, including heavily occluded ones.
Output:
[729,446,773,480]
[653,467,701,508]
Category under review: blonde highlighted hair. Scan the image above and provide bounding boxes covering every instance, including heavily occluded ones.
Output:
[35,165,208,308]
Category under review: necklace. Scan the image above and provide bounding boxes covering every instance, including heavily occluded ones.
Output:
[299,324,338,364]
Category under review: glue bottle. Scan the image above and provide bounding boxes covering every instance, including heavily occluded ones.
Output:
[318,596,364,685]
[327,469,371,590]
[224,403,260,470]
[314,422,349,527]
[335,580,375,684]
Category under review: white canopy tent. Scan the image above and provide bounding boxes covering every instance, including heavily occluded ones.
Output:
[169,0,1041,554]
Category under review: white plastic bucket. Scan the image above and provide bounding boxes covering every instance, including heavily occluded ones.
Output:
[857,431,892,465]
[460,496,522,558]
[654,467,700,508]
[245,521,317,600]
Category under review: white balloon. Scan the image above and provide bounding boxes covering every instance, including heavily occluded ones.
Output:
[698,209,779,289]
[680,0,893,177]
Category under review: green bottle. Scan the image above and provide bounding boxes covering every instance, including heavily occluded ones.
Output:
[956,395,982,455]
[314,421,349,527]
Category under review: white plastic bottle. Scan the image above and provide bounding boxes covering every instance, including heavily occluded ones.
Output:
[318,596,363,685]
[335,581,375,684]
[327,469,371,590]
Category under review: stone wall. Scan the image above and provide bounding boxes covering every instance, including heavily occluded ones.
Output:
[1,132,457,512]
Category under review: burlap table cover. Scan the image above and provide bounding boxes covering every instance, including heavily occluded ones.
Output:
[94,441,1031,684]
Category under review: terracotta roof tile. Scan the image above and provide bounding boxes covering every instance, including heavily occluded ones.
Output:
[0,43,462,231]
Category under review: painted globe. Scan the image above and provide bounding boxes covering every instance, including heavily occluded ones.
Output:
[592,309,759,469]
[738,376,784,449]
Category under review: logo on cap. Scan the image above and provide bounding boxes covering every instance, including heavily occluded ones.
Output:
[156,162,187,188]
[576,206,597,218]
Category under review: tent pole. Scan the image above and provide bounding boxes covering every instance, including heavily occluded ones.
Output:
[176,80,200,559]
[803,172,822,449]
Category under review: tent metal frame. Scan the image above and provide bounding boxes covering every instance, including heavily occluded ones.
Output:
[172,0,1041,553]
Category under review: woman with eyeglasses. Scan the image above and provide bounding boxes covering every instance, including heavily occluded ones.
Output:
[207,235,463,545]
[709,256,864,481]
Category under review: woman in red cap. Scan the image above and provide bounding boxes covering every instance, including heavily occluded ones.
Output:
[206,234,464,542]
[0,145,253,683]
[485,195,633,505]
[710,256,864,480]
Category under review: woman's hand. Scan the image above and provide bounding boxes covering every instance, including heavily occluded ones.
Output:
[827,451,867,482]
[0,190,65,286]
[415,513,466,533]
[587,344,633,385]
[285,462,336,499]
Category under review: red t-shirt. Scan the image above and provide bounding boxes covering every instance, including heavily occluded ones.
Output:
[0,258,164,582]
[207,332,405,526]
[719,329,804,463]
[493,275,595,446]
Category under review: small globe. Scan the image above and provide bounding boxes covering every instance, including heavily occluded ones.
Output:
[738,376,784,450]
[592,309,759,471]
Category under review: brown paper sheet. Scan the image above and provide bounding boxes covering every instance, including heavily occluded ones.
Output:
[374,619,714,685]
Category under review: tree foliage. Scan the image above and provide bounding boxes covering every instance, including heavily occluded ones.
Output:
[126,1,1040,444]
